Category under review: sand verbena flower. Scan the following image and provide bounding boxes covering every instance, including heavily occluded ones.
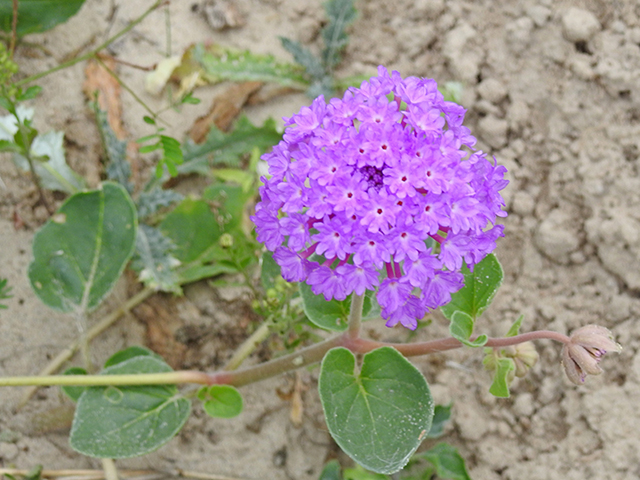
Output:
[252,66,508,329]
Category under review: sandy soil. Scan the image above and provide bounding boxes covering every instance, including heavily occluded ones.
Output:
[2,0,640,479]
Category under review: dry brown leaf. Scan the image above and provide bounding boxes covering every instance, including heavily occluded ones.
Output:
[83,56,126,139]
[133,295,188,369]
[188,80,263,143]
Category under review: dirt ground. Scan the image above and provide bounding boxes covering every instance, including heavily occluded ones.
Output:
[1,0,640,479]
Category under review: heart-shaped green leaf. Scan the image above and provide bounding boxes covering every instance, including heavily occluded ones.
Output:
[319,347,433,474]
[300,285,377,332]
[199,385,243,418]
[29,182,137,313]
[449,311,488,348]
[69,356,191,458]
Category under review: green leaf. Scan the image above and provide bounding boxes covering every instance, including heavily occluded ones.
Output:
[299,284,376,332]
[321,0,357,70]
[176,263,237,285]
[136,188,184,219]
[203,182,252,232]
[489,357,514,398]
[29,182,137,313]
[343,465,388,480]
[449,311,488,348]
[426,403,453,439]
[319,347,434,474]
[181,115,281,173]
[280,37,326,80]
[0,277,12,309]
[440,254,503,320]
[200,385,243,418]
[70,356,190,458]
[188,42,308,89]
[17,85,43,101]
[139,143,161,154]
[158,135,184,178]
[418,443,471,480]
[13,131,86,194]
[319,460,342,480]
[131,224,181,293]
[104,346,164,368]
[143,116,156,125]
[0,0,86,36]
[61,367,87,402]
[160,198,221,263]
[260,251,281,291]
[92,104,132,193]
[506,314,524,337]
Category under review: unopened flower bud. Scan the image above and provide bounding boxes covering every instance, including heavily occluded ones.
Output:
[511,342,539,378]
[219,233,234,248]
[561,325,622,385]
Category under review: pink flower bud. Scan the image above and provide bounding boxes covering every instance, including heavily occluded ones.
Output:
[561,325,622,385]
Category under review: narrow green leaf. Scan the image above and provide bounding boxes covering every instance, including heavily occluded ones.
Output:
[69,356,191,459]
[489,358,514,398]
[93,104,133,193]
[29,182,137,313]
[506,314,524,337]
[143,116,156,125]
[0,0,86,36]
[18,85,43,101]
[61,367,87,402]
[321,0,357,70]
[418,443,471,480]
[319,347,434,474]
[280,37,326,80]
[139,143,161,153]
[160,198,221,263]
[0,277,12,309]
[440,254,503,320]
[426,403,453,439]
[201,385,243,418]
[449,311,488,348]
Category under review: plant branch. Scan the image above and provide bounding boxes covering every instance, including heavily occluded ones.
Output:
[14,0,168,87]
[223,321,272,371]
[347,293,364,339]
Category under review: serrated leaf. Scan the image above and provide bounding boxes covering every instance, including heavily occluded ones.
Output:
[426,403,453,439]
[69,356,190,458]
[440,254,503,320]
[200,385,243,418]
[506,314,524,337]
[29,182,137,313]
[418,443,471,480]
[182,42,308,89]
[137,188,184,219]
[93,104,133,193]
[180,115,282,173]
[0,0,86,36]
[319,347,434,475]
[13,131,86,193]
[299,284,376,332]
[449,311,488,348]
[280,37,326,80]
[131,225,181,293]
[61,367,87,402]
[489,357,514,398]
[321,0,357,70]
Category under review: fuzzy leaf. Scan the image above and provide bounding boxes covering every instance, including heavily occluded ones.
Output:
[319,347,433,474]
[322,0,357,70]
[418,443,471,480]
[93,105,133,193]
[280,37,326,79]
[131,224,181,293]
[29,182,137,313]
[136,188,184,219]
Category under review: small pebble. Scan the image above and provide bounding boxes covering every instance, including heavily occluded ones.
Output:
[561,7,601,43]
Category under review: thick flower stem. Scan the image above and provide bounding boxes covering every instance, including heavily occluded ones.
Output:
[347,293,364,339]
[1,330,570,389]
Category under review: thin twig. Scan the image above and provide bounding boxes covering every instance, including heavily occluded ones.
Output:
[176,469,249,480]
[223,321,272,371]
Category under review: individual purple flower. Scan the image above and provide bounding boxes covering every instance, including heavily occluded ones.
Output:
[251,67,508,329]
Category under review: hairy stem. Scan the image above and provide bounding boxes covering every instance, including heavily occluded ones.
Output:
[14,0,167,87]
[347,293,364,339]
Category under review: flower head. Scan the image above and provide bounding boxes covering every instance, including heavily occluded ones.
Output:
[251,66,508,329]
[561,325,622,385]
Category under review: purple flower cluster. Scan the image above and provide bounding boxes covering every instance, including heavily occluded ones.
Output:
[252,66,508,329]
